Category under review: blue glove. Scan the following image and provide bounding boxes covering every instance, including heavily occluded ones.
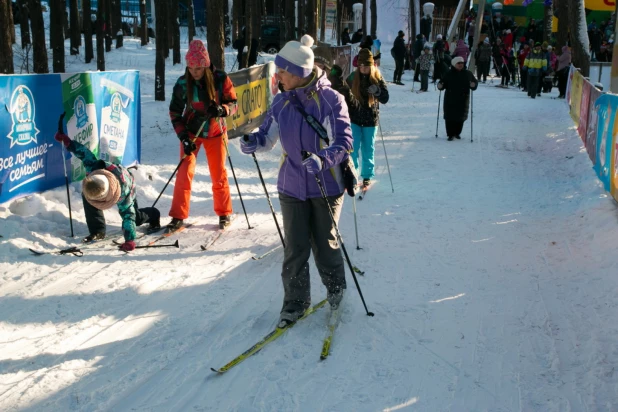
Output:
[302,153,323,174]
[240,134,258,154]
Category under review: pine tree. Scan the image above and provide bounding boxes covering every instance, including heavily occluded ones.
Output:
[155,0,166,101]
[70,0,80,55]
[0,0,14,73]
[50,0,65,72]
[18,0,30,50]
[207,0,226,70]
[556,0,569,49]
[568,0,590,76]
[371,0,377,38]
[97,0,106,70]
[28,0,48,73]
[84,0,94,63]
[171,0,180,64]
[187,0,196,43]
[140,0,148,45]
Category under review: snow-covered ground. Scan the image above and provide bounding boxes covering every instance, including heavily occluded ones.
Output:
[2,34,618,412]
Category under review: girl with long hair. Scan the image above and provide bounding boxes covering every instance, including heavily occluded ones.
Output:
[345,49,389,187]
[167,40,238,230]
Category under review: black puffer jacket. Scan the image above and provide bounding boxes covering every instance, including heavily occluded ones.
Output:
[344,71,389,127]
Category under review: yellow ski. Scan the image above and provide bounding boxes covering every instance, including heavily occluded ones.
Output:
[211,299,328,374]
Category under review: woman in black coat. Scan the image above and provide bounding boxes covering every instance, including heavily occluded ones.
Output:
[437,56,478,140]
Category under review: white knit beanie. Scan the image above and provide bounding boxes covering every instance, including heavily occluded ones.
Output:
[451,56,464,67]
[274,35,315,78]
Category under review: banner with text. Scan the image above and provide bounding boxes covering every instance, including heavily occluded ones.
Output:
[226,62,277,139]
[0,71,141,204]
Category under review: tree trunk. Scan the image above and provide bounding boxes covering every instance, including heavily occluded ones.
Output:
[362,0,367,38]
[319,0,326,42]
[285,0,295,39]
[70,0,80,54]
[97,0,106,70]
[556,0,569,49]
[155,0,166,101]
[468,0,486,74]
[84,0,94,63]
[231,0,240,42]
[171,0,180,64]
[543,4,552,43]
[297,0,304,36]
[105,0,112,51]
[29,0,48,73]
[207,0,225,70]
[167,1,173,51]
[187,0,195,43]
[19,0,30,50]
[370,0,377,38]
[0,0,14,73]
[243,0,251,68]
[140,0,148,45]
[305,0,316,40]
[113,0,122,48]
[161,0,168,58]
[6,0,15,44]
[51,0,65,72]
[568,0,589,76]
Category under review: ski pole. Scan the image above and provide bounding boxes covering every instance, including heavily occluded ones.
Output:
[435,89,442,138]
[352,195,361,250]
[303,151,374,317]
[223,139,253,230]
[57,112,74,237]
[249,149,285,248]
[58,239,180,256]
[471,90,474,143]
[378,121,394,193]
[151,121,206,208]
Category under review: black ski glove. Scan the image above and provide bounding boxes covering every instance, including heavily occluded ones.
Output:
[181,137,197,156]
[206,102,226,118]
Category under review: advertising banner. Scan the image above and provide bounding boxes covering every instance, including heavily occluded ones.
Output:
[586,86,602,164]
[578,80,592,141]
[0,74,66,204]
[593,93,618,191]
[566,65,575,104]
[569,70,584,128]
[0,71,141,205]
[227,62,278,139]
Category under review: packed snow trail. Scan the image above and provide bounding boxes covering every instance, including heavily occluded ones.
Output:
[2,42,618,411]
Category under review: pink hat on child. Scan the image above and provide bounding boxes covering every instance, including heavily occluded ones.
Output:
[186,40,211,68]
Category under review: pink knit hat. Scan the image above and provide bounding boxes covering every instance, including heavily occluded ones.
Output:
[186,40,210,68]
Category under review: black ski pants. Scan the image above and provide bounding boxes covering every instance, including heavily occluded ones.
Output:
[394,57,404,82]
[84,195,159,235]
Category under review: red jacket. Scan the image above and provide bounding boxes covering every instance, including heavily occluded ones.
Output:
[503,32,513,49]
[518,48,529,68]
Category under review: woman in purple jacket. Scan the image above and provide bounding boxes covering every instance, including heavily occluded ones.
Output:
[240,35,354,327]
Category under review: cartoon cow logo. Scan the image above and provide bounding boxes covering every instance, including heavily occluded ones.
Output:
[7,86,40,148]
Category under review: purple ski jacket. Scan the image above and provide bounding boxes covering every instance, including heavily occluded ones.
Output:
[249,68,353,201]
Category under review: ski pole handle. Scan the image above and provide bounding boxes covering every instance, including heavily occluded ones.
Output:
[57,112,66,133]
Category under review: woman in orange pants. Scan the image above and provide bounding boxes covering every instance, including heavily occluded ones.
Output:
[168,39,238,230]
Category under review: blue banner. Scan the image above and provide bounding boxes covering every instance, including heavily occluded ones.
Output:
[0,74,66,204]
[0,71,141,204]
[593,93,618,191]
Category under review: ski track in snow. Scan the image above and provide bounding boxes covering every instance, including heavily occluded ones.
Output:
[2,36,618,411]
